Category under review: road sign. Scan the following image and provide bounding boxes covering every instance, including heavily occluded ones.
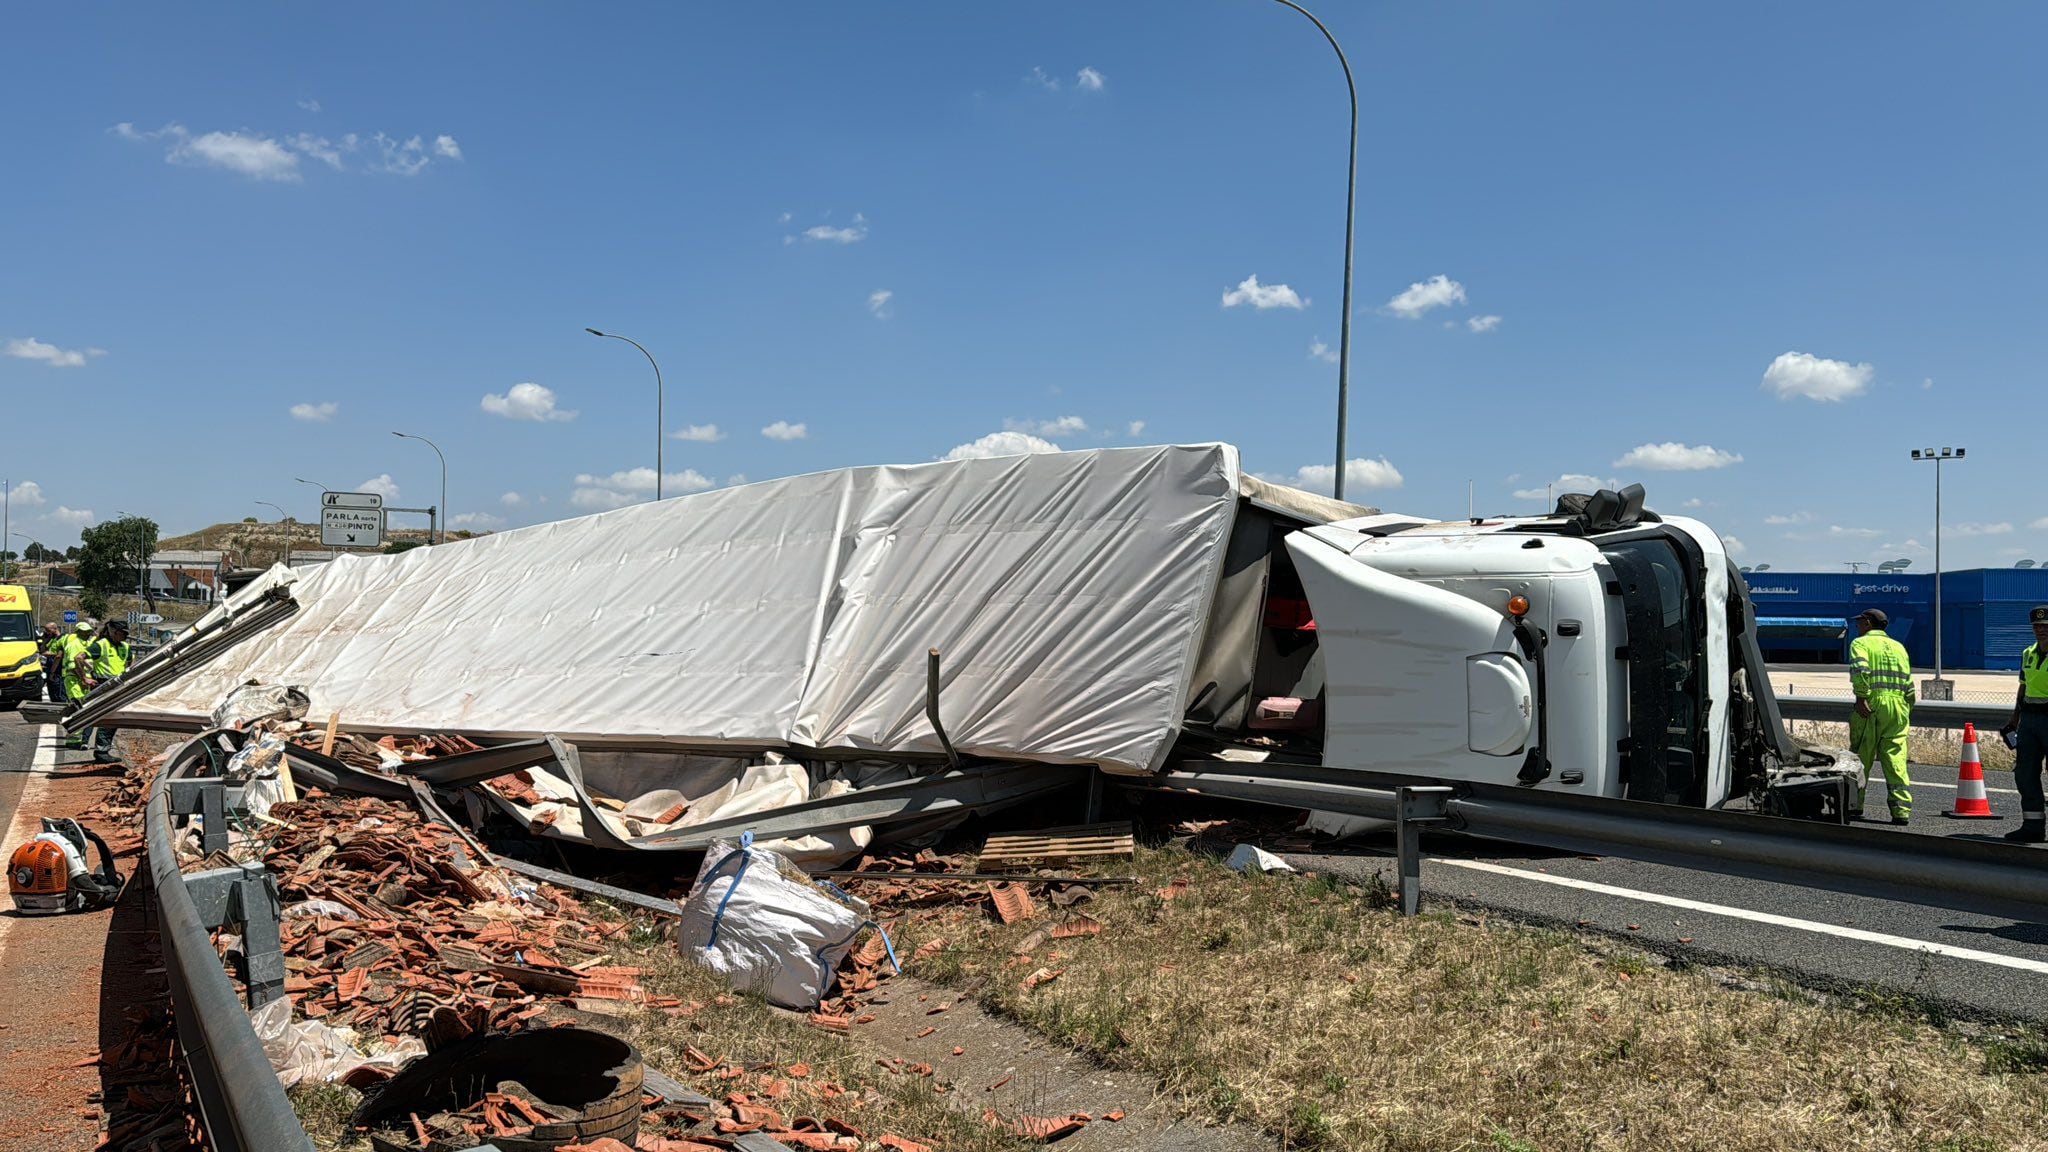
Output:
[322,506,385,548]
[63,610,77,625]
[322,491,384,510]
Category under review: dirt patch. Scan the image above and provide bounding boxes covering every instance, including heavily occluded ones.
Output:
[854,973,1274,1151]
[0,726,172,1152]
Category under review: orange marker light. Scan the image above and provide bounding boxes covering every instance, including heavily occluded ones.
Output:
[1507,595,1530,618]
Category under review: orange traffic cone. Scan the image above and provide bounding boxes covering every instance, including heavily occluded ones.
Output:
[1947,722,1997,819]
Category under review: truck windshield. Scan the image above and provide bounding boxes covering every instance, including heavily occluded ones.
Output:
[1602,537,1707,805]
[0,612,32,643]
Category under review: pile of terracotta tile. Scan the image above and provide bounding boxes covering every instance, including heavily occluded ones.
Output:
[289,729,484,771]
[254,791,681,1049]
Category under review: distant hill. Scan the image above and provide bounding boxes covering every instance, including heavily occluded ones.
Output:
[157,519,458,565]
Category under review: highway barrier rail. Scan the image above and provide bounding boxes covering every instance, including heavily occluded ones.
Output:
[145,731,317,1152]
[1774,695,2012,730]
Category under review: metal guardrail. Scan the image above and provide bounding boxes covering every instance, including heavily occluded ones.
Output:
[145,731,316,1152]
[1773,696,2013,729]
[1142,759,2048,925]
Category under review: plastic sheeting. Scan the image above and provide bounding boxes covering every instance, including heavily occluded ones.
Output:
[120,446,1243,775]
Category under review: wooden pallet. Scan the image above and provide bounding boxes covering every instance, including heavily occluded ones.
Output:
[978,822,1135,867]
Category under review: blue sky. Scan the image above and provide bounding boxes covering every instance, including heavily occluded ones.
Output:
[3,2,2044,571]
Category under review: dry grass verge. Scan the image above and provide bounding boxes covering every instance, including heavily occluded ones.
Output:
[890,844,2048,1152]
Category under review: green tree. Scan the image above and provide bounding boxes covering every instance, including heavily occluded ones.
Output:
[383,540,424,555]
[79,515,159,610]
[79,589,109,620]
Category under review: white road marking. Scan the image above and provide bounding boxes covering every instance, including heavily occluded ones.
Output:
[0,725,63,966]
[1438,857,2048,976]
[1898,779,2019,795]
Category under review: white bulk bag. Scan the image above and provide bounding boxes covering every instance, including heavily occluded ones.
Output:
[677,834,871,1010]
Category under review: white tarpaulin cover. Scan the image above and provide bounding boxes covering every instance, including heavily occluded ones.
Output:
[124,445,1244,774]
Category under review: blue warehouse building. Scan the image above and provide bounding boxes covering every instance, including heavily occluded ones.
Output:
[1742,569,2048,670]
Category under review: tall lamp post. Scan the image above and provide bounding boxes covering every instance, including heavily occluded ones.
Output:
[585,328,667,501]
[1264,0,1358,501]
[391,432,447,544]
[255,501,291,567]
[1910,447,1965,700]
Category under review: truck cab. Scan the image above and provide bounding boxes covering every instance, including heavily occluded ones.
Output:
[1279,486,1847,813]
[0,585,46,707]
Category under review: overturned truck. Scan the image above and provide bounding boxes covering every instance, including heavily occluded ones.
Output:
[71,444,1851,863]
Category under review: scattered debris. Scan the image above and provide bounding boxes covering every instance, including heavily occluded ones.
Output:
[349,1028,643,1150]
[1224,843,1296,874]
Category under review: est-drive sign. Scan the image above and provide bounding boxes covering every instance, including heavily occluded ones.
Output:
[320,491,385,548]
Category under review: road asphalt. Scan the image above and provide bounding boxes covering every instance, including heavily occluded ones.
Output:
[1284,756,2048,1024]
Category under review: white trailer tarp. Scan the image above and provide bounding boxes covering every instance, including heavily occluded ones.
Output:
[124,445,1244,775]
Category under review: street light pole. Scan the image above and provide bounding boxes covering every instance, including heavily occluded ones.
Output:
[1910,447,1965,699]
[391,432,447,544]
[255,501,290,567]
[1265,0,1358,501]
[586,328,666,501]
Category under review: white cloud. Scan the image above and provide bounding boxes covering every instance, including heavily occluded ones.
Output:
[1513,473,1611,500]
[1309,339,1338,363]
[450,511,505,530]
[117,120,457,179]
[481,382,577,422]
[671,423,725,442]
[778,211,792,224]
[368,133,432,176]
[1127,420,1146,437]
[570,487,639,511]
[500,491,526,508]
[572,468,715,493]
[1466,314,1503,333]
[297,98,322,113]
[1681,498,1705,509]
[1723,534,1748,557]
[762,420,807,441]
[1385,275,1466,319]
[798,214,868,244]
[1028,66,1061,92]
[1075,67,1106,92]
[1762,351,1873,402]
[2034,517,2048,532]
[1221,274,1306,310]
[1006,416,1087,437]
[1827,525,1881,539]
[1764,512,1813,526]
[1949,522,2014,537]
[10,480,45,507]
[726,474,748,486]
[1613,442,1743,471]
[1287,457,1405,494]
[288,133,347,169]
[4,337,101,368]
[1923,377,1935,390]
[289,400,338,423]
[943,431,1064,461]
[174,128,302,181]
[48,507,94,528]
[570,468,714,509]
[868,289,894,319]
[358,474,400,499]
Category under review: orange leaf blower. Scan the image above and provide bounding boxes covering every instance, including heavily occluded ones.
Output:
[8,818,122,915]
